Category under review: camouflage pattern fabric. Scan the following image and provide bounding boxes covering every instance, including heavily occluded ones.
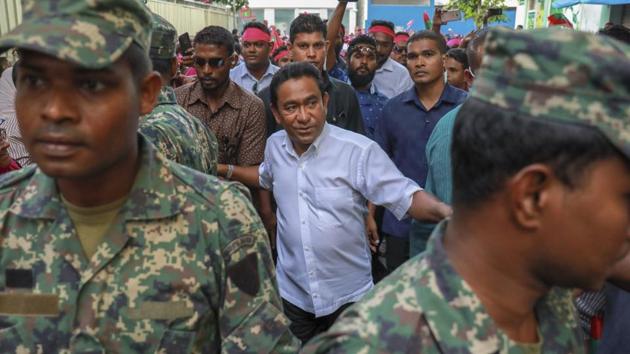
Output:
[0,0,152,69]
[0,136,299,353]
[472,27,630,159]
[140,86,219,176]
[303,221,585,354]
[150,12,177,60]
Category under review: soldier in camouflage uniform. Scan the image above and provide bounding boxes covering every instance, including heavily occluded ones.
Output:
[304,28,630,353]
[0,0,298,352]
[139,13,218,175]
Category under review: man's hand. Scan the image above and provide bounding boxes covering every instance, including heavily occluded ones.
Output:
[408,190,452,222]
[0,139,12,168]
[181,47,194,67]
[261,210,277,250]
[365,214,379,253]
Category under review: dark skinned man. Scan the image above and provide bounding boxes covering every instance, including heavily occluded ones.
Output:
[230,21,279,95]
[0,0,297,351]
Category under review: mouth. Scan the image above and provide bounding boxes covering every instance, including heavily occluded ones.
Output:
[356,68,369,75]
[35,136,83,157]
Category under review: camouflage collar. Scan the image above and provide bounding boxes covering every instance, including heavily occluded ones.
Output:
[418,221,502,353]
[156,86,178,106]
[11,135,181,222]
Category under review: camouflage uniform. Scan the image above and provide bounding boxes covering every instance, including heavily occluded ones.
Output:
[0,0,298,352]
[139,13,219,176]
[140,86,219,176]
[304,28,630,354]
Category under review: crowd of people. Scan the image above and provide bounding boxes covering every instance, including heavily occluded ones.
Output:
[0,0,629,352]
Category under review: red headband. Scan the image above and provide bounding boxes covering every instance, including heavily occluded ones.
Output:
[369,25,395,39]
[394,33,409,44]
[242,27,271,42]
[273,50,289,61]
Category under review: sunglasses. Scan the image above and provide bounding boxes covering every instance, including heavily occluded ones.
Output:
[393,45,407,54]
[194,57,228,68]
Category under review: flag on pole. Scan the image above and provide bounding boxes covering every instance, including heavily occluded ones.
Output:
[423,11,432,30]
[406,19,414,30]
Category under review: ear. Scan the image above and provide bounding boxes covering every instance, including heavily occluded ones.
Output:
[271,104,283,126]
[322,91,330,110]
[464,69,474,88]
[506,164,556,231]
[324,40,330,53]
[229,54,238,69]
[139,72,163,116]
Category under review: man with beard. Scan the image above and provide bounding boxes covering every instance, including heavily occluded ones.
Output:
[346,35,388,140]
[230,21,279,95]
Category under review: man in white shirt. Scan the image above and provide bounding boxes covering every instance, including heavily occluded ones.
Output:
[368,20,414,98]
[229,62,451,344]
[229,21,279,95]
[0,66,30,166]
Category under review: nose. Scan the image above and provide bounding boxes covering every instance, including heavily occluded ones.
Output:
[200,63,213,76]
[42,88,77,123]
[306,46,316,58]
[296,106,309,123]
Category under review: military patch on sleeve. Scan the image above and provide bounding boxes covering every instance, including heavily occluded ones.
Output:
[227,253,260,296]
[5,269,33,289]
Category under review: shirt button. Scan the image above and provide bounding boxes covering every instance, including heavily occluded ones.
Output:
[301,220,306,225]
[313,294,318,298]
[299,192,303,197]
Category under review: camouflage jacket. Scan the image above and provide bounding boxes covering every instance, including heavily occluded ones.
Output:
[0,136,298,353]
[140,86,218,175]
[303,221,585,354]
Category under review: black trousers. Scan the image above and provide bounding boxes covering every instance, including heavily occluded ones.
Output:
[385,233,410,274]
[282,298,353,345]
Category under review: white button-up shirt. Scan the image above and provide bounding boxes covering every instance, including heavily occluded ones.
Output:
[230,61,279,95]
[259,123,420,317]
[373,57,414,99]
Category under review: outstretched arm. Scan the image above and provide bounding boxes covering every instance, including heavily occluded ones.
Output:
[325,0,348,72]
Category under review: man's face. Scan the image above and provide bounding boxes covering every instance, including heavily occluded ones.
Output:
[15,51,157,179]
[537,157,630,290]
[193,43,235,92]
[390,40,408,66]
[406,39,445,86]
[272,76,329,155]
[371,32,394,67]
[289,32,328,72]
[347,45,378,88]
[444,57,467,91]
[242,39,272,69]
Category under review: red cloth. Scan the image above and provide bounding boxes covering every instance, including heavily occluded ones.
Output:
[242,27,271,42]
[0,159,20,174]
[368,25,395,39]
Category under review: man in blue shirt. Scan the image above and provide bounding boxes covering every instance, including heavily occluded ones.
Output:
[229,21,279,94]
[375,30,467,272]
[346,35,388,140]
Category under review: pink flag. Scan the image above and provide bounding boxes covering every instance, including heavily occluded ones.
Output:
[406,19,414,29]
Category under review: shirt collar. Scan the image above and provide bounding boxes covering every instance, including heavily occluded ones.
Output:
[237,61,278,81]
[401,83,461,110]
[376,57,396,73]
[11,135,181,225]
[189,80,242,111]
[282,123,330,158]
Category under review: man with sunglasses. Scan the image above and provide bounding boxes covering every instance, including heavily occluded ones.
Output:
[390,32,409,67]
[368,20,414,99]
[230,21,279,95]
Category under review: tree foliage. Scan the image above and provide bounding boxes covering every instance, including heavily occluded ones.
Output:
[446,0,508,28]
[214,0,248,13]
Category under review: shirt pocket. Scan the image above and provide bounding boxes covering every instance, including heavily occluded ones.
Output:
[314,187,354,226]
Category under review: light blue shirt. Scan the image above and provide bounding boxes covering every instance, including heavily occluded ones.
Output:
[372,57,414,99]
[259,123,421,317]
[229,61,279,94]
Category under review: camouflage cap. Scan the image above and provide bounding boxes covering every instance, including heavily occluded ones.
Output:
[471,27,630,159]
[150,13,177,60]
[0,0,152,69]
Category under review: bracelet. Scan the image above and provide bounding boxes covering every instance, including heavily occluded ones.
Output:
[226,164,235,180]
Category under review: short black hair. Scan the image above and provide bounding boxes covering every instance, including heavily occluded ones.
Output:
[465,29,489,72]
[451,98,622,208]
[290,14,327,44]
[599,24,630,45]
[243,21,271,36]
[408,30,448,54]
[445,48,468,69]
[346,35,377,59]
[270,62,325,108]
[193,25,234,55]
[369,20,395,33]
